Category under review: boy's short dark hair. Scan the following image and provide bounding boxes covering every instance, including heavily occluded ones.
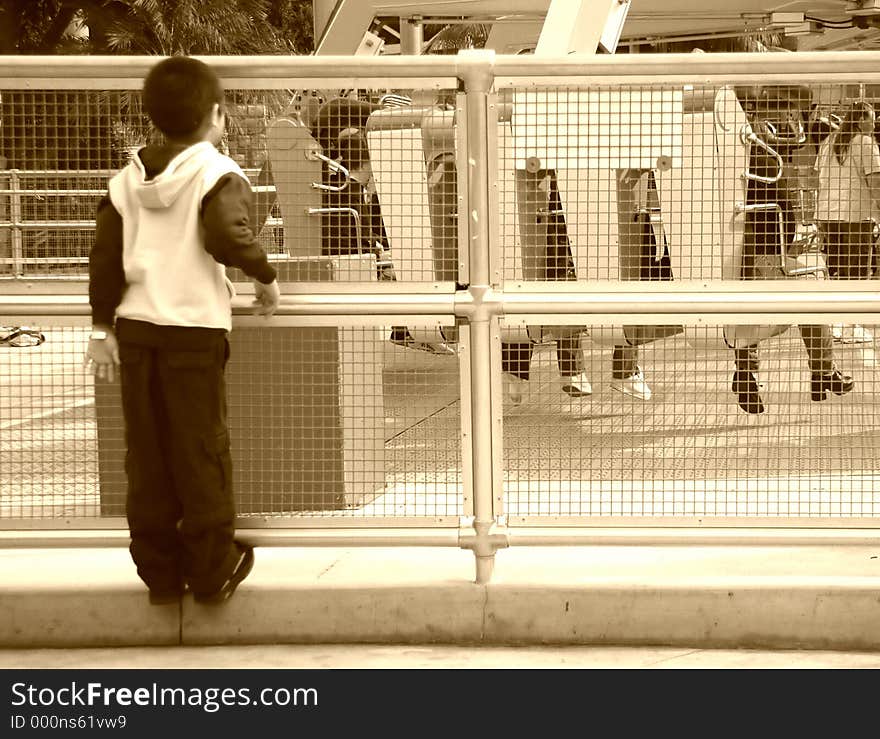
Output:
[143,57,223,138]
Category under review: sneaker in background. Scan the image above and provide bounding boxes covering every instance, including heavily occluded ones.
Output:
[561,372,592,397]
[504,373,526,406]
[610,366,652,401]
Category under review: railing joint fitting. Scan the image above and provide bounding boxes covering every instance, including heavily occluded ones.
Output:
[456,284,503,322]
[459,519,510,556]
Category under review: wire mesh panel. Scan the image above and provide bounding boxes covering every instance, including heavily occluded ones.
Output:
[377,324,463,519]
[499,323,880,520]
[0,72,465,531]
[0,318,463,526]
[0,89,478,281]
[497,85,683,283]
[6,58,880,541]
[0,325,104,520]
[0,89,283,276]
[224,321,462,520]
[497,79,880,522]
[496,82,880,286]
[233,85,462,286]
[0,171,106,278]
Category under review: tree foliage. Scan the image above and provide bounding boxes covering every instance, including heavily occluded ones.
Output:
[0,0,314,55]
[0,1,315,170]
[103,0,282,55]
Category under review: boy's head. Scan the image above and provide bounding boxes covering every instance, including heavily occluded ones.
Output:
[143,57,225,143]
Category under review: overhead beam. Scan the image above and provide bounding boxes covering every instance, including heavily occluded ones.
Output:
[535,0,631,55]
[314,0,376,55]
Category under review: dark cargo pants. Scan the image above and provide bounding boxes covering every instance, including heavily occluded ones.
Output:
[116,318,241,598]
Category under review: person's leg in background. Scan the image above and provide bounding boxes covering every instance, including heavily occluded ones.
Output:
[847,223,875,342]
[610,343,652,400]
[555,334,592,397]
[799,324,854,400]
[502,341,532,405]
[502,336,593,403]
[841,221,874,279]
[825,221,874,342]
[543,176,592,399]
[732,344,765,414]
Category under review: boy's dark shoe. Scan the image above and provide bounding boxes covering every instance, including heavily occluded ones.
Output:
[193,544,255,605]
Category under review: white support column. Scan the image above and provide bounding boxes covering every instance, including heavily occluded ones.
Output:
[400,16,424,55]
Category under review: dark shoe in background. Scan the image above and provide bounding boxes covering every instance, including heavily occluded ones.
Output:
[732,370,765,414]
[811,369,854,401]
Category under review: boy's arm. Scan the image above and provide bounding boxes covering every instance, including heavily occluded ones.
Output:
[200,173,278,285]
[88,195,126,329]
[86,194,124,382]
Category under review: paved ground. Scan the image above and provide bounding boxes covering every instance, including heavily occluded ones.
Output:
[2,326,879,522]
[3,544,879,651]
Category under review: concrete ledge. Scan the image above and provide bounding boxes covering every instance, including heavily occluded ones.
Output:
[1,545,879,650]
[0,549,179,648]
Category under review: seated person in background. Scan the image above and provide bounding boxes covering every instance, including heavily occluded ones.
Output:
[816,100,880,345]
[503,172,651,404]
[311,96,454,355]
[732,86,852,414]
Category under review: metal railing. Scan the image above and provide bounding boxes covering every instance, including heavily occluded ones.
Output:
[3,53,880,583]
[0,169,279,275]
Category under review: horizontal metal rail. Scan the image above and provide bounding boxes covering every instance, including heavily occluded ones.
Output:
[0,168,265,178]
[0,221,97,230]
[5,51,880,88]
[3,289,880,320]
[0,257,90,265]
[0,169,279,275]
[0,187,276,196]
[4,527,879,550]
[0,218,282,230]
[0,528,463,549]
[0,50,877,78]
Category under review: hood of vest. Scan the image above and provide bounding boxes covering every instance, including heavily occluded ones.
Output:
[128,141,217,209]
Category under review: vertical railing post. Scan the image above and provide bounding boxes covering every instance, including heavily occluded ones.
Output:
[458,52,508,584]
[0,165,8,277]
[8,170,23,277]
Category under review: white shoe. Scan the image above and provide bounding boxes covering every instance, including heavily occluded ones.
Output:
[561,372,592,397]
[426,341,457,356]
[610,366,652,401]
[504,374,526,406]
[391,336,457,355]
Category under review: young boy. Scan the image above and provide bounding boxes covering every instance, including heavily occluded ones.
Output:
[86,57,281,605]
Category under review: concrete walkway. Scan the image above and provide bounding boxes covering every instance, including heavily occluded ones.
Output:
[2,644,880,669]
[2,542,879,652]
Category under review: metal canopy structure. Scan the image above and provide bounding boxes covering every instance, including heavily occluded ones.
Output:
[313,0,878,55]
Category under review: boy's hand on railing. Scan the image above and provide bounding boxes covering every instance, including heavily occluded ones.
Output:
[252,279,281,317]
[84,331,120,383]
